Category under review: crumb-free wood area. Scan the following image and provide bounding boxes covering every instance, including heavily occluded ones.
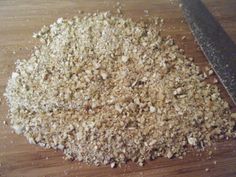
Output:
[0,0,236,177]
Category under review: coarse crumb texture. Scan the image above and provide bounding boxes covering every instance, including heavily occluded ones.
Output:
[4,12,236,167]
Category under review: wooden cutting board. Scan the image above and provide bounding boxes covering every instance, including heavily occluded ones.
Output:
[0,0,236,177]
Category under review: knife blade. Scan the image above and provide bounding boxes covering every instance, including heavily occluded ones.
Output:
[180,0,236,105]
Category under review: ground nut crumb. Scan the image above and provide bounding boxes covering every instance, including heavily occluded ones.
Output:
[149,106,156,113]
[4,10,235,168]
[187,137,197,146]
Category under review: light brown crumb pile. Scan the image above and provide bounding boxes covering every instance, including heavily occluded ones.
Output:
[4,12,236,167]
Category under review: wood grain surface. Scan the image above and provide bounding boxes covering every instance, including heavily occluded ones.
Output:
[0,1,236,177]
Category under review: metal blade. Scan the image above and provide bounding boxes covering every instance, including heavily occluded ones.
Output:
[181,0,236,105]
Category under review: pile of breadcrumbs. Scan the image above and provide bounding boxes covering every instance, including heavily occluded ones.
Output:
[4,11,236,167]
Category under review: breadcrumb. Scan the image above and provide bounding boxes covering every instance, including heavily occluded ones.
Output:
[4,11,235,168]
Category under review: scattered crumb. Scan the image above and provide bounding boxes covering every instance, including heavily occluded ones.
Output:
[117,8,121,14]
[179,48,184,53]
[188,57,193,61]
[116,2,122,14]
[64,170,69,176]
[111,162,116,168]
[78,10,84,14]
[138,161,144,166]
[208,69,214,76]
[204,66,210,72]
[181,36,186,40]
[208,151,212,156]
[213,160,217,165]
[144,10,149,14]
[205,168,209,172]
[231,113,236,119]
[213,78,218,84]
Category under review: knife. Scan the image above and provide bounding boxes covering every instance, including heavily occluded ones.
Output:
[180,0,236,105]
